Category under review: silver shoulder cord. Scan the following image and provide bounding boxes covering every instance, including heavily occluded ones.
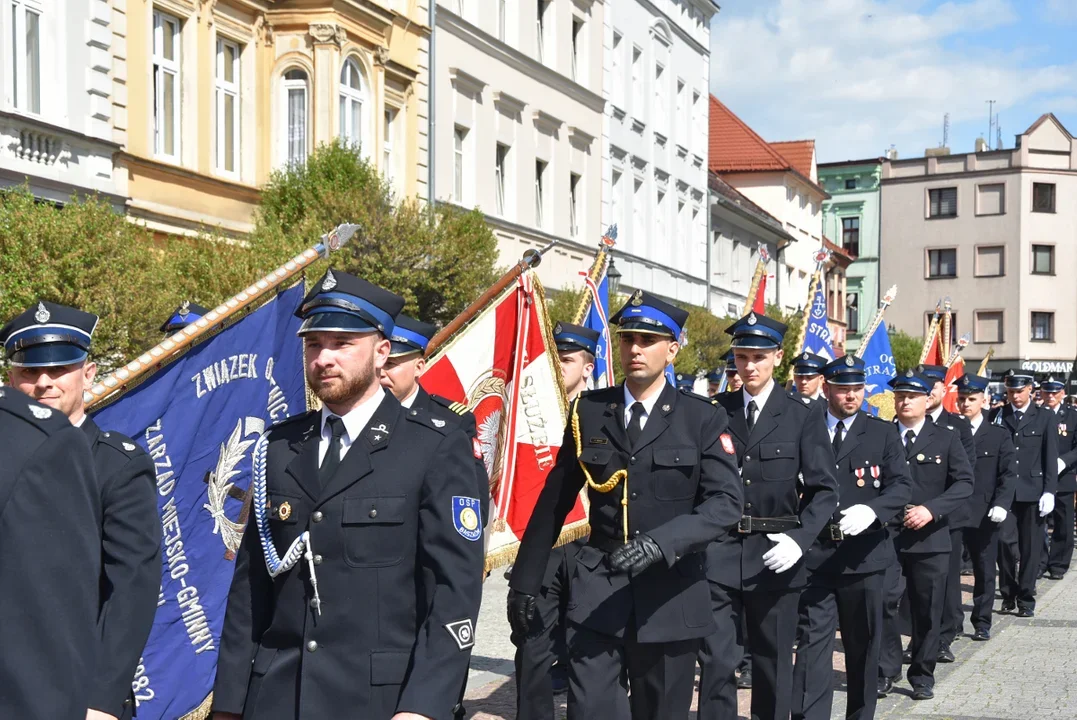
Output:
[251,434,323,614]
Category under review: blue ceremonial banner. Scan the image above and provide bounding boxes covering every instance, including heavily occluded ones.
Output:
[581,269,612,389]
[861,323,897,416]
[92,284,307,720]
[802,277,835,361]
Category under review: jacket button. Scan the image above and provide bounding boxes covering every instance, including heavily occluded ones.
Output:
[630,456,637,464]
[312,511,324,523]
[313,554,323,565]
[674,457,680,462]
[369,509,378,518]
[310,598,320,609]
[746,502,752,509]
[630,492,639,500]
[306,640,318,652]
[745,479,751,486]
[745,455,751,461]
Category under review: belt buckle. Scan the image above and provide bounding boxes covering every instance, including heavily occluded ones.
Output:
[738,516,752,534]
[830,525,845,542]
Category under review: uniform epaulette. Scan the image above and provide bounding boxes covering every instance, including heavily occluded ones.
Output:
[430,393,469,416]
[404,406,451,435]
[0,389,69,434]
[864,412,890,424]
[789,390,814,407]
[98,429,146,458]
[267,410,317,432]
[678,387,715,405]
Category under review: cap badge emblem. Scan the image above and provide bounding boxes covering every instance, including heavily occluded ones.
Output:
[630,290,643,306]
[554,323,563,334]
[34,302,50,324]
[905,369,915,378]
[323,269,338,291]
[747,313,757,326]
[179,300,190,319]
[845,355,855,367]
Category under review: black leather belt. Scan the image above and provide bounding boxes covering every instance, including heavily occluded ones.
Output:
[826,524,845,542]
[737,516,800,534]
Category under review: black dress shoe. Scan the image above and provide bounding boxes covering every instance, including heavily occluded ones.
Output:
[902,649,912,664]
[972,628,991,641]
[877,676,893,698]
[1050,571,1065,580]
[1017,607,1035,617]
[937,645,955,663]
[737,669,752,689]
[1001,599,1016,614]
[912,686,935,701]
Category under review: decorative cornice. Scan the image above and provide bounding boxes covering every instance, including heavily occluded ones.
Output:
[449,67,486,97]
[568,126,595,148]
[309,22,346,47]
[533,110,564,135]
[493,91,526,116]
[373,45,391,67]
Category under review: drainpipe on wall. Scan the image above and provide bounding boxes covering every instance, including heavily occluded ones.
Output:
[427,0,437,210]
[706,192,713,313]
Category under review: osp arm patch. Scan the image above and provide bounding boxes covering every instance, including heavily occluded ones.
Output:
[719,433,735,456]
[452,496,482,541]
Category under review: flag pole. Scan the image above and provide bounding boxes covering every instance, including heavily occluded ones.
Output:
[741,246,771,315]
[794,249,832,355]
[84,223,362,410]
[424,239,560,358]
[572,225,617,324]
[855,284,898,359]
[919,299,943,363]
[941,297,953,361]
[946,332,971,367]
[976,348,995,376]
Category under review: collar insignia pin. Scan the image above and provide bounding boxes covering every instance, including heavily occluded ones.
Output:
[29,405,51,419]
[432,418,446,428]
[662,404,671,412]
[123,442,136,452]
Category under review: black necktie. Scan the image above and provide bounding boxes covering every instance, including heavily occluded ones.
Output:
[904,429,916,448]
[833,420,845,456]
[627,402,644,445]
[319,416,346,489]
[746,400,758,433]
[1015,410,1023,424]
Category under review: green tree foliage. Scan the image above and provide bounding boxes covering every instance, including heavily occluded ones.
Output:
[546,285,586,326]
[673,301,734,377]
[888,328,924,373]
[765,304,804,385]
[253,140,499,327]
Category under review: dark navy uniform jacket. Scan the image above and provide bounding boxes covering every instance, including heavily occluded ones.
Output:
[934,408,976,528]
[989,404,1059,503]
[0,390,102,720]
[963,421,1017,527]
[895,420,974,554]
[805,411,913,576]
[711,385,839,591]
[510,383,743,643]
[213,390,484,720]
[80,418,161,720]
[1051,405,1077,494]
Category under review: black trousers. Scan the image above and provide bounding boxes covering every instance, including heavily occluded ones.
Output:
[1047,492,1076,575]
[880,552,947,689]
[698,583,799,720]
[512,544,577,720]
[792,571,884,720]
[997,501,1043,610]
[963,519,1001,631]
[878,544,905,681]
[940,527,969,647]
[566,621,697,720]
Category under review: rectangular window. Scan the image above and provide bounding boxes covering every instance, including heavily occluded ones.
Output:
[632,177,644,247]
[535,159,547,228]
[610,169,622,230]
[927,248,957,278]
[494,143,509,216]
[974,245,1005,277]
[383,108,396,182]
[844,178,857,190]
[846,291,859,331]
[1032,244,1054,275]
[654,63,666,134]
[571,17,583,82]
[10,0,41,113]
[153,11,181,160]
[282,69,308,166]
[1031,311,1054,342]
[691,90,702,149]
[215,38,240,175]
[1033,182,1056,213]
[569,172,581,237]
[676,79,685,143]
[974,311,1003,343]
[453,126,467,203]
[841,217,860,256]
[536,0,550,64]
[976,183,1004,215]
[631,47,642,117]
[928,187,957,218]
[655,189,666,240]
[610,32,623,109]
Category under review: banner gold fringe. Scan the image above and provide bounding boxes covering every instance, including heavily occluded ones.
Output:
[178,692,214,720]
[483,520,591,574]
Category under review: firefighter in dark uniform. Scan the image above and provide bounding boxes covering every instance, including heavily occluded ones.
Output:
[507,290,743,720]
[698,312,839,720]
[991,369,1058,617]
[0,387,102,720]
[792,355,913,720]
[947,373,1016,642]
[707,369,723,397]
[723,351,743,393]
[1041,374,1077,579]
[511,321,598,720]
[2,301,161,720]
[877,370,973,701]
[160,300,209,334]
[213,270,484,720]
[792,351,827,408]
[917,363,976,664]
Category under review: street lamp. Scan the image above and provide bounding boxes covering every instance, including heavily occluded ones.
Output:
[607,257,623,297]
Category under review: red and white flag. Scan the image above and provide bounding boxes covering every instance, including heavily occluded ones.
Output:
[942,355,964,413]
[420,271,588,568]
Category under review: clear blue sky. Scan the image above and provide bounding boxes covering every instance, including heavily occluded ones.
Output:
[710,0,1077,162]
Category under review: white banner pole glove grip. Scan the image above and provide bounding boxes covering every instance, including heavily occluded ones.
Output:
[838,505,878,536]
[987,506,1007,523]
[763,533,803,574]
[1039,492,1056,517]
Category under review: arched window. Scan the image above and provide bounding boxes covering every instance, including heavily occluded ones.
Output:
[280,68,308,166]
[339,58,368,152]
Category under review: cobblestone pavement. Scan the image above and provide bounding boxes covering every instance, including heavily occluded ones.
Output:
[465,568,1074,719]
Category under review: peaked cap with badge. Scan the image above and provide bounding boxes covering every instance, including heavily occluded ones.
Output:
[609,289,688,340]
[1003,368,1035,389]
[389,314,438,358]
[1,300,98,367]
[160,301,209,334]
[296,269,405,337]
[724,350,738,373]
[1041,374,1066,393]
[725,311,787,349]
[553,321,601,356]
[823,354,866,385]
[955,373,990,394]
[794,351,828,377]
[917,364,948,383]
[888,369,932,394]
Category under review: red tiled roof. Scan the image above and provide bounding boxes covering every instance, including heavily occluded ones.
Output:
[769,140,815,180]
[824,237,855,266]
[709,96,792,173]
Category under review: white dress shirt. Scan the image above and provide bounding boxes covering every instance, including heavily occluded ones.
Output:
[826,411,857,442]
[319,389,386,465]
[623,384,662,431]
[400,387,419,409]
[929,405,944,423]
[897,418,928,445]
[742,380,776,419]
[969,413,984,434]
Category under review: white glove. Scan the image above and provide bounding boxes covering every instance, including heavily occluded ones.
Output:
[838,504,878,536]
[763,533,803,574]
[1059,458,1067,475]
[1040,492,1056,517]
[987,506,1007,523]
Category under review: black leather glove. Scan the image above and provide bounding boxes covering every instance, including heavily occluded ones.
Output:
[507,589,537,637]
[609,534,664,574]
